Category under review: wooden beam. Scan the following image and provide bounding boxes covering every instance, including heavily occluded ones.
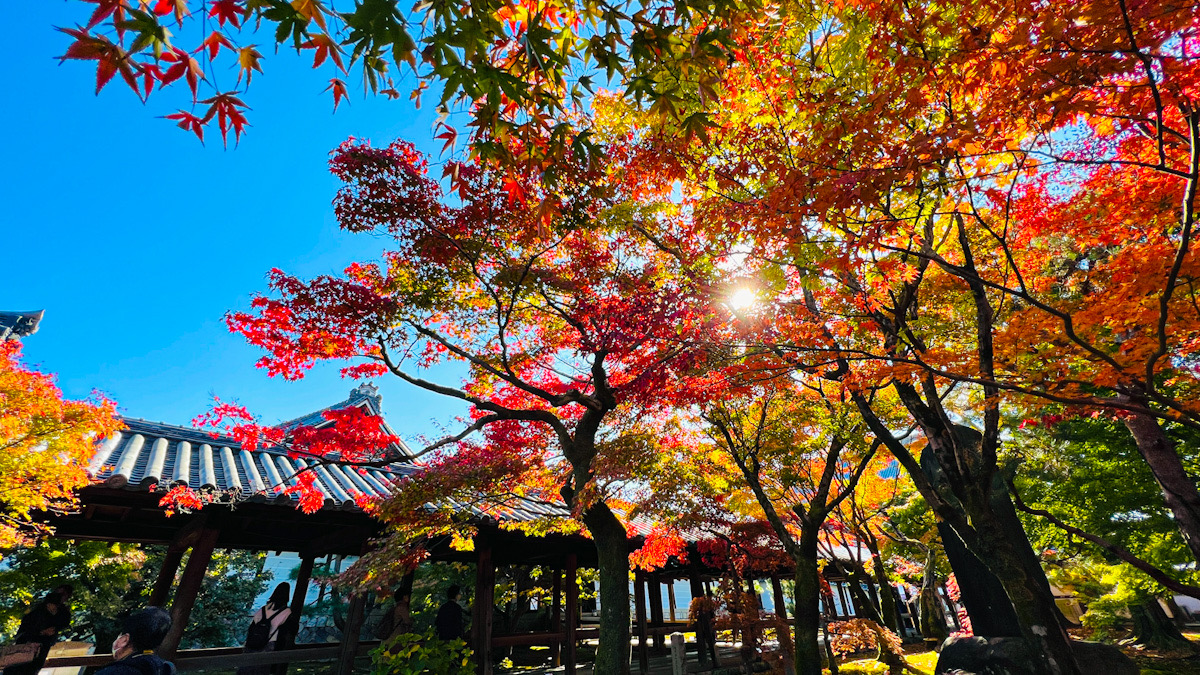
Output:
[334,592,367,675]
[161,527,220,660]
[635,573,649,675]
[564,553,577,675]
[666,580,677,622]
[148,546,186,607]
[472,537,495,675]
[648,578,665,653]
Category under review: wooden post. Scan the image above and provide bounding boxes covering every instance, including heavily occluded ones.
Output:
[160,528,219,660]
[148,546,186,608]
[648,577,665,653]
[472,537,495,675]
[667,579,677,622]
[334,592,367,675]
[273,553,316,675]
[635,573,649,675]
[771,576,793,675]
[771,576,788,621]
[688,573,710,667]
[564,553,578,675]
[551,568,563,666]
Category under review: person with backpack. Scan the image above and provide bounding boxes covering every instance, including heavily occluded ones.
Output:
[94,607,174,675]
[237,583,292,675]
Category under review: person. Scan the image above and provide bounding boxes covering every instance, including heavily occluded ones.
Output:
[236,583,292,675]
[94,607,174,675]
[434,585,465,641]
[4,584,73,675]
[377,587,414,641]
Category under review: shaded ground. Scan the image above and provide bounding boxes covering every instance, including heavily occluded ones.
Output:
[183,629,1200,674]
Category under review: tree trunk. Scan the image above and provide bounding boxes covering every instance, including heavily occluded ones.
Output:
[867,541,901,633]
[956,497,1079,675]
[793,532,823,675]
[1123,410,1200,563]
[583,502,632,675]
[1128,599,1195,652]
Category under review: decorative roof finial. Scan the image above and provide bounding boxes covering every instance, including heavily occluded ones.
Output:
[351,382,382,407]
[0,310,45,341]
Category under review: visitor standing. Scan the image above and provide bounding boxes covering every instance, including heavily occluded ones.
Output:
[434,585,465,641]
[4,584,73,675]
[237,583,292,675]
[93,607,174,675]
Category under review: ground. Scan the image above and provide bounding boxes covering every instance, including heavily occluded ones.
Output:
[186,630,1200,674]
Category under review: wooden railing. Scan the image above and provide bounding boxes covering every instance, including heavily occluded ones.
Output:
[44,640,382,672]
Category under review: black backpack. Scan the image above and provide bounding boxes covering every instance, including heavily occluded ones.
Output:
[245,607,284,650]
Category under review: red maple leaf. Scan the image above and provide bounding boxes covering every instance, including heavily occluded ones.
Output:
[199,92,250,146]
[208,0,245,27]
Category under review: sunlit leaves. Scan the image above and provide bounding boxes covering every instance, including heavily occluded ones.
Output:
[0,341,122,549]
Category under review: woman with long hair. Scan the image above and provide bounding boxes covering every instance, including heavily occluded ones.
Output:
[237,583,292,675]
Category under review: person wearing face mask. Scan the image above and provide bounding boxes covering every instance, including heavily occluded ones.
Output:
[94,608,175,675]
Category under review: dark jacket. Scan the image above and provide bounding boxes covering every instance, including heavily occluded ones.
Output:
[434,600,464,641]
[94,654,176,675]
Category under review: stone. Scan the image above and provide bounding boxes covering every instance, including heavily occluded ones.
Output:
[934,637,1138,675]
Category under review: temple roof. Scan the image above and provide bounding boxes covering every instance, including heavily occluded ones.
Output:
[0,310,44,340]
[85,388,567,523]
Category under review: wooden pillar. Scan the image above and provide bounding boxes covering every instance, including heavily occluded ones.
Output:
[275,553,316,674]
[635,573,649,674]
[335,592,367,675]
[648,577,665,653]
[148,546,186,608]
[666,580,677,622]
[771,576,793,675]
[472,537,495,675]
[160,527,219,659]
[688,573,711,667]
[771,576,788,621]
[551,568,563,666]
[564,554,578,675]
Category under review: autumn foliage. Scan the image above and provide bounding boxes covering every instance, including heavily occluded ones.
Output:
[0,341,121,549]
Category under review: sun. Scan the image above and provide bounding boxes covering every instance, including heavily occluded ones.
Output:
[728,287,758,311]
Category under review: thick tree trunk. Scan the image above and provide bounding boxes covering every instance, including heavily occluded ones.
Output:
[793,532,824,675]
[583,502,632,675]
[956,496,1079,675]
[1123,411,1200,563]
[1128,599,1195,652]
[917,431,1079,675]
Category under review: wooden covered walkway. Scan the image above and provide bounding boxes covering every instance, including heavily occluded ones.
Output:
[41,384,897,675]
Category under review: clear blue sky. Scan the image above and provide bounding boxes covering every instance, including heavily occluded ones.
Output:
[3,3,469,442]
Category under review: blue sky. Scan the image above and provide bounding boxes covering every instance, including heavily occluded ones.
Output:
[4,3,469,442]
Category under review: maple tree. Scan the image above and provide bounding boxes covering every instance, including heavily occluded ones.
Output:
[631,378,891,675]
[589,0,1200,670]
[0,340,122,551]
[212,137,716,674]
[55,0,757,162]
[699,389,882,675]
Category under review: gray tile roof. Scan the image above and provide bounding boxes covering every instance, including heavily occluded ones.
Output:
[88,417,412,511]
[87,388,571,522]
